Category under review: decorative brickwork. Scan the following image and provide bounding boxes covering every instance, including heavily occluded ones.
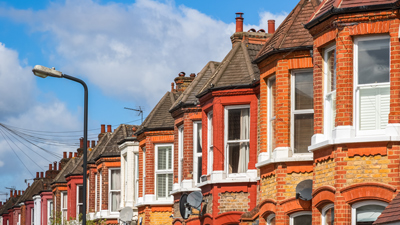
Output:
[218,192,250,214]
[260,175,277,200]
[314,158,336,189]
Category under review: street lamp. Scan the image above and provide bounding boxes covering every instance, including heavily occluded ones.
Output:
[32,65,89,225]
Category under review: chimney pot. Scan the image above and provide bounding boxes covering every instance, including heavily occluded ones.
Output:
[22,191,24,195]
[14,190,17,197]
[28,183,30,187]
[10,190,12,198]
[179,72,185,77]
[36,172,39,178]
[59,162,63,171]
[69,152,73,158]
[54,162,57,170]
[18,190,21,196]
[0,202,2,207]
[107,125,111,133]
[63,152,67,158]
[80,138,84,148]
[40,172,44,178]
[190,73,196,78]
[87,140,90,148]
[171,82,175,92]
[268,20,275,34]
[74,152,77,157]
[235,12,244,33]
[101,124,105,133]
[92,140,95,148]
[49,164,52,171]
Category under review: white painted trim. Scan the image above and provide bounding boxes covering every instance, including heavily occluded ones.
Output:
[76,185,83,219]
[193,121,202,186]
[351,200,388,225]
[154,144,174,201]
[256,154,313,168]
[268,76,276,160]
[178,125,184,186]
[323,44,336,139]
[207,111,213,175]
[321,203,334,225]
[108,168,121,214]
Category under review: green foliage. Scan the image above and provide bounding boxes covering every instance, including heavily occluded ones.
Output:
[50,211,106,225]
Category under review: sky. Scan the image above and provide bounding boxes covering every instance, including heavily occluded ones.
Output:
[0,0,299,201]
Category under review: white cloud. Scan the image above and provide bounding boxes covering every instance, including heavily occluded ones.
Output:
[259,11,288,31]
[0,160,4,167]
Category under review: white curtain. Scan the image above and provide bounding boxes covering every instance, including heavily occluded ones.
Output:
[238,109,249,173]
[198,124,202,149]
[111,192,120,212]
[110,170,121,212]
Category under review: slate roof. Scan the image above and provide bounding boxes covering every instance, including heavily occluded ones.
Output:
[15,179,50,205]
[0,197,17,216]
[306,0,399,28]
[197,42,264,96]
[52,157,80,184]
[374,192,400,224]
[170,61,220,112]
[254,0,320,63]
[136,91,181,135]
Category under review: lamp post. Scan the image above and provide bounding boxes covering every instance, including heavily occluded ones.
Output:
[32,65,88,225]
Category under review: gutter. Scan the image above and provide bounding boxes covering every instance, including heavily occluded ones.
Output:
[305,3,400,29]
[196,81,259,99]
[253,46,313,64]
[135,126,174,137]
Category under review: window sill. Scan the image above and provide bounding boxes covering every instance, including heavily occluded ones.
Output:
[135,195,173,207]
[256,154,313,168]
[197,170,258,188]
[170,187,201,195]
[309,124,400,152]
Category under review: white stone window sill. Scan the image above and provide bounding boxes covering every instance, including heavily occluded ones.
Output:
[135,195,173,207]
[197,170,258,188]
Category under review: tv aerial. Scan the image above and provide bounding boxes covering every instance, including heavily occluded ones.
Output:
[124,107,143,124]
[295,179,313,201]
[179,191,204,219]
[119,207,133,225]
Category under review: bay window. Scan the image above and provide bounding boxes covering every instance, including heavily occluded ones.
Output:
[324,46,336,136]
[292,71,314,153]
[351,200,387,225]
[207,111,213,175]
[354,36,390,135]
[77,185,83,219]
[193,121,202,184]
[225,106,250,174]
[109,169,121,212]
[178,125,184,184]
[268,76,277,154]
[61,191,67,222]
[155,145,173,200]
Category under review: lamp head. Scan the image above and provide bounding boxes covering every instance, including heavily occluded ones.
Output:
[32,65,63,78]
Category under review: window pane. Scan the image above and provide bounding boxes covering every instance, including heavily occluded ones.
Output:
[293,215,312,225]
[270,78,277,151]
[327,49,336,93]
[358,38,390,85]
[168,174,173,195]
[294,114,313,153]
[325,207,334,225]
[295,72,313,110]
[228,109,241,140]
[62,193,68,208]
[111,170,121,190]
[270,217,275,225]
[78,205,83,218]
[78,186,83,204]
[157,174,166,198]
[228,142,249,173]
[197,124,202,153]
[111,192,120,212]
[197,156,202,183]
[158,148,167,170]
[356,205,385,223]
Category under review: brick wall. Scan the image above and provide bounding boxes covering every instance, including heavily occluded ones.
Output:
[218,192,250,214]
[314,158,335,189]
[149,211,173,225]
[260,174,277,200]
[203,194,213,215]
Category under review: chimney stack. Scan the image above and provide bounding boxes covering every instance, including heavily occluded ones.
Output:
[69,152,73,158]
[36,172,39,178]
[18,190,21,196]
[59,162,63,171]
[174,72,195,92]
[10,190,12,198]
[21,191,24,195]
[235,13,244,33]
[49,164,52,171]
[14,190,17,197]
[107,125,112,133]
[171,83,175,92]
[101,124,105,133]
[80,138,84,149]
[74,152,77,157]
[87,140,90,148]
[54,162,57,171]
[92,140,95,148]
[63,152,67,158]
[40,172,44,178]
[0,202,2,207]
[268,20,275,34]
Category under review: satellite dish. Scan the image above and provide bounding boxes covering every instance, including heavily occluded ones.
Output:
[120,207,133,222]
[295,179,313,201]
[179,193,190,219]
[187,191,203,209]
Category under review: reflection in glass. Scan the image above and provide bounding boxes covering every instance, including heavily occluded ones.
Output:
[358,38,389,85]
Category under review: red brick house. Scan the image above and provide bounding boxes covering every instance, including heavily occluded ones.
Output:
[135,79,186,225]
[192,13,271,225]
[0,191,20,225]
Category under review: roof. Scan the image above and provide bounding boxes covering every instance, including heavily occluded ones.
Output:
[306,0,399,28]
[87,132,112,164]
[15,179,50,205]
[0,197,17,216]
[197,41,264,96]
[254,0,320,63]
[374,192,400,224]
[170,61,220,112]
[52,157,80,184]
[136,91,180,135]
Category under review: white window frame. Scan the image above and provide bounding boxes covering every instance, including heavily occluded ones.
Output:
[193,121,202,185]
[31,208,34,225]
[87,177,89,213]
[95,173,98,212]
[267,213,275,225]
[207,111,213,175]
[142,147,146,200]
[324,44,336,138]
[224,105,250,177]
[155,144,173,200]
[99,172,102,211]
[76,185,83,219]
[321,203,334,225]
[291,70,314,155]
[268,76,276,156]
[178,125,184,185]
[134,153,139,203]
[47,199,53,225]
[123,154,128,202]
[17,213,20,225]
[290,211,312,225]
[351,200,388,225]
[108,168,121,213]
[61,191,67,223]
[354,35,390,136]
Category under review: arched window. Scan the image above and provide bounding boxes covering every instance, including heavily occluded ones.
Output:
[290,211,312,225]
[267,213,276,225]
[321,203,334,225]
[351,200,388,225]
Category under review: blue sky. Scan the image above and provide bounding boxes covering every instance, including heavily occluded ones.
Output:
[0,0,299,201]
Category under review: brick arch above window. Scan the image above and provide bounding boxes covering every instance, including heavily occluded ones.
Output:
[259,199,277,220]
[280,197,312,215]
[312,185,336,209]
[215,211,243,225]
[340,182,396,204]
